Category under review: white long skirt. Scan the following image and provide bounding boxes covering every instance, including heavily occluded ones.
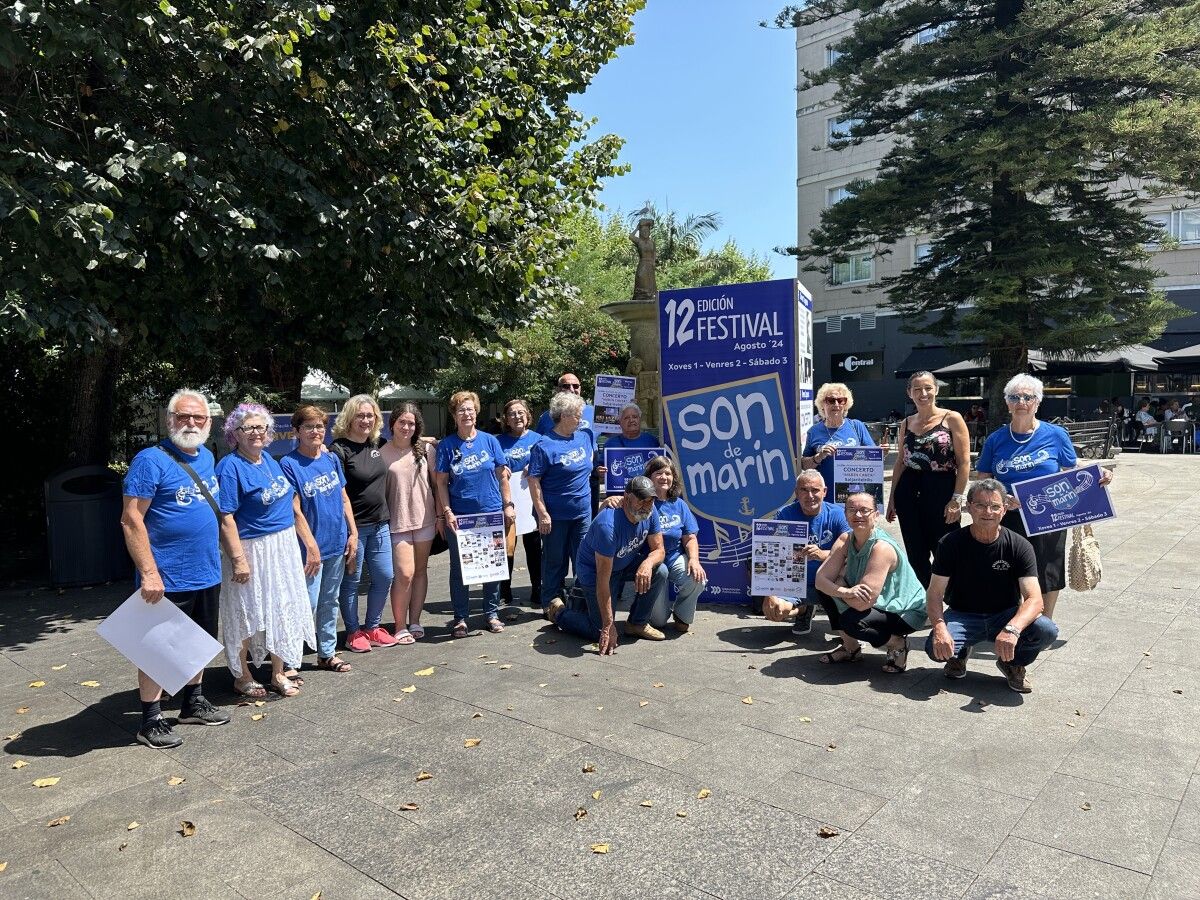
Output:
[220,526,316,678]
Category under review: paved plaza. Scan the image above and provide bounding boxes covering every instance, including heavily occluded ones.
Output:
[1,454,1199,900]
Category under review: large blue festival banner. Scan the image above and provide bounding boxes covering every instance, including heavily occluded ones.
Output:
[603,447,667,495]
[1012,464,1116,536]
[660,278,802,603]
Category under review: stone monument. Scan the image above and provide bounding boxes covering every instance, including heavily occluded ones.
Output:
[601,217,663,431]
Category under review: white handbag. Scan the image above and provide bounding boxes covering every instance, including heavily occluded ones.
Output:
[1068,524,1102,591]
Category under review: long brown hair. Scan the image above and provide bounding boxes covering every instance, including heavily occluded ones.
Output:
[389,402,427,467]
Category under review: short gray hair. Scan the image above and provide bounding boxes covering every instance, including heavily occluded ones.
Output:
[796,470,825,489]
[625,475,655,500]
[1003,374,1043,403]
[967,479,1009,504]
[167,389,209,414]
[618,403,642,419]
[549,392,585,423]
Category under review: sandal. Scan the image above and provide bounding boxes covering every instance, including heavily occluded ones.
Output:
[284,670,305,686]
[393,628,416,645]
[233,679,267,699]
[318,656,352,673]
[408,623,425,640]
[818,644,863,665]
[486,618,505,634]
[882,643,909,674]
[270,675,299,697]
[452,620,469,639]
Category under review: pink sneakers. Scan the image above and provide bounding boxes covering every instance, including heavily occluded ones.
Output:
[364,626,399,648]
[345,630,372,653]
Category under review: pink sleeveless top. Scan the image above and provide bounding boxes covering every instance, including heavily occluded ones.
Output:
[381,439,437,533]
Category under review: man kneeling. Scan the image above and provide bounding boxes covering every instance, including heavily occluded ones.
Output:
[547,476,667,654]
[925,479,1058,693]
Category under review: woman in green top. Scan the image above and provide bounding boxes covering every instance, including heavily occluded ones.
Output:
[815,492,927,672]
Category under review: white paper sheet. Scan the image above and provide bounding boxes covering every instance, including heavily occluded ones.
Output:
[97,589,224,695]
[509,469,537,535]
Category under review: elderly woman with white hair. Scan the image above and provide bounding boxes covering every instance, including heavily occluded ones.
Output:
[215,403,318,698]
[605,403,658,449]
[977,374,1113,620]
[801,383,876,502]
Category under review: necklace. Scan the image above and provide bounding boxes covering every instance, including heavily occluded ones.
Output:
[1008,420,1038,445]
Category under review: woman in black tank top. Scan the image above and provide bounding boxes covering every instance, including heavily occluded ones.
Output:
[886,372,971,586]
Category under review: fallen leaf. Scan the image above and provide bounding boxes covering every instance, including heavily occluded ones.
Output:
[639,700,649,707]
[414,667,436,676]
[28,681,45,688]
[1080,802,1092,811]
[574,807,588,821]
[676,811,687,818]
[16,707,30,714]
[592,790,602,800]
[596,706,603,711]
[1074,709,1085,717]
[741,696,754,705]
[538,683,548,688]
[798,717,812,723]
[483,660,498,666]
[1143,651,1151,657]
[464,738,482,748]
[818,826,840,838]
[506,706,514,711]
[400,802,420,811]
[311,893,322,900]
[178,820,196,837]
[167,776,186,786]
[590,843,610,854]
[79,681,101,688]
[32,777,59,788]
[697,788,711,800]
[416,771,433,782]
[640,800,653,808]
[127,821,140,830]
[582,763,596,773]
[11,760,27,769]
[52,665,67,671]
[472,713,483,719]
[653,682,664,688]
[400,685,417,693]
[1173,689,1184,695]
[254,700,265,707]
[747,664,757,670]
[0,862,6,871]
[1067,722,1077,728]
[477,654,489,659]
[4,733,20,740]
[47,815,70,827]
[118,842,128,852]
[251,713,265,721]
[826,744,837,752]
[498,664,512,670]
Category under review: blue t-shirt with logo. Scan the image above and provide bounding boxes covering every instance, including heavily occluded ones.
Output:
[528,428,595,520]
[653,497,699,565]
[123,441,221,592]
[536,404,596,437]
[497,431,542,474]
[802,419,876,500]
[280,450,349,561]
[604,432,659,449]
[575,505,662,588]
[216,451,295,540]
[978,422,1077,490]
[775,500,852,591]
[436,431,508,514]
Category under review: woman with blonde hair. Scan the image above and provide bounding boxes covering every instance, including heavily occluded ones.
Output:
[801,383,876,501]
[331,394,397,653]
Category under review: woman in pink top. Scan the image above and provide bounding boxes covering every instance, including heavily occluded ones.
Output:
[382,403,438,642]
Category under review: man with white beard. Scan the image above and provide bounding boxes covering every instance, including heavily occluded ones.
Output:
[121,389,232,748]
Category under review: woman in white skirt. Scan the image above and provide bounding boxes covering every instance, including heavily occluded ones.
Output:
[216,403,318,698]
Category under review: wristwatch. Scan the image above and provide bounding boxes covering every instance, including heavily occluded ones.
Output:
[951,493,966,505]
[503,501,515,509]
[1002,624,1021,637]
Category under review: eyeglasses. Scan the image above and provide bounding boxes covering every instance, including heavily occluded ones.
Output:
[299,423,325,432]
[847,506,876,518]
[238,424,268,435]
[970,502,1005,513]
[505,410,526,418]
[455,408,477,416]
[173,413,209,425]
[353,413,375,420]
[558,382,582,391]
[825,397,849,405]
[1005,393,1038,403]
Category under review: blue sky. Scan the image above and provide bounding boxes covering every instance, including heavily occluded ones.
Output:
[576,1,798,279]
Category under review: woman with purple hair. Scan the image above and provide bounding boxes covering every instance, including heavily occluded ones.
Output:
[215,403,317,698]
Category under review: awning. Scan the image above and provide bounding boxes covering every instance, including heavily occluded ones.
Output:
[934,345,1159,378]
[1155,342,1200,370]
[893,345,983,378]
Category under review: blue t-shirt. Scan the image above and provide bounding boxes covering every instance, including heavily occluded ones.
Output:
[216,451,295,540]
[802,419,876,500]
[436,431,508,514]
[604,432,659,449]
[496,431,542,474]
[528,428,595,520]
[775,500,852,591]
[536,404,596,437]
[977,422,1077,490]
[123,441,221,592]
[575,505,662,588]
[653,497,699,565]
[280,450,349,562]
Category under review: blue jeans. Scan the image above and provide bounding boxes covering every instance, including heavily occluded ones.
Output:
[446,525,500,623]
[646,555,703,627]
[307,553,345,658]
[924,607,1058,667]
[540,515,590,609]
[557,562,667,641]
[338,521,392,633]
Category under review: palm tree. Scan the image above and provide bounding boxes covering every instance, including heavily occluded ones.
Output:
[628,201,722,264]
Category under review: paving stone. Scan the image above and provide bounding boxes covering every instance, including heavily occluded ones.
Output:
[1092,689,1200,748]
[1056,724,1200,801]
[964,836,1150,900]
[784,873,885,899]
[1147,837,1200,900]
[816,833,976,900]
[0,858,99,900]
[1174,775,1200,842]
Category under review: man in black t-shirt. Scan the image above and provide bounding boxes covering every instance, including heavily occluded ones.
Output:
[924,479,1059,693]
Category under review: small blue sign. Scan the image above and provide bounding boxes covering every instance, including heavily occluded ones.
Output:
[1012,464,1115,536]
[454,510,505,532]
[603,447,667,495]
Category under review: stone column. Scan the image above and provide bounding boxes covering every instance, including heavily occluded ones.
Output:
[600,299,661,435]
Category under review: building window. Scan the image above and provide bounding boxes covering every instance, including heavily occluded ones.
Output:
[831,253,873,285]
[914,242,933,262]
[827,185,853,206]
[825,45,843,67]
[826,116,862,145]
[1145,208,1200,246]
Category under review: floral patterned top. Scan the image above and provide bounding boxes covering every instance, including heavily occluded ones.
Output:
[902,414,957,473]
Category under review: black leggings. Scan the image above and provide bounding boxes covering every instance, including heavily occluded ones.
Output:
[501,530,542,606]
[893,471,958,587]
[837,606,915,648]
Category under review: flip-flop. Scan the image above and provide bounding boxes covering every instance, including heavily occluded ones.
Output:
[818,645,863,665]
[318,657,352,673]
[233,679,267,699]
[408,623,425,640]
[394,629,416,645]
[486,618,505,633]
[284,671,305,686]
[452,620,469,638]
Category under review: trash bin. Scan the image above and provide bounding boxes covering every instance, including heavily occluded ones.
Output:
[44,465,132,587]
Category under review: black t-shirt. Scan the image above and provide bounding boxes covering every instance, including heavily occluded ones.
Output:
[331,438,389,525]
[932,526,1038,615]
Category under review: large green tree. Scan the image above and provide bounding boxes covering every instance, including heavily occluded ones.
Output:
[1,0,642,464]
[778,0,1200,416]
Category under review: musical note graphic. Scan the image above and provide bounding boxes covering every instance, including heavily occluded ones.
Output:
[702,522,751,563]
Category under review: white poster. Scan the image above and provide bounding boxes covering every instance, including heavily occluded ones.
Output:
[796,280,815,453]
[833,447,885,508]
[508,469,537,535]
[453,511,510,584]
[593,374,637,435]
[97,589,224,696]
[750,519,809,598]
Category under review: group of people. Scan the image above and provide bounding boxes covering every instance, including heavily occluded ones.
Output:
[121,369,1108,749]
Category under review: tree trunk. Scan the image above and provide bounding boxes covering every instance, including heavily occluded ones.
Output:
[986,344,1028,432]
[250,347,305,405]
[63,340,122,467]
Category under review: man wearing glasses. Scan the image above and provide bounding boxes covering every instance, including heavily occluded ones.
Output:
[121,389,232,748]
[535,372,596,437]
[924,479,1058,693]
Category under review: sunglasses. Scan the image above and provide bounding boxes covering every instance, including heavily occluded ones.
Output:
[825,397,849,405]
[1005,393,1038,403]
